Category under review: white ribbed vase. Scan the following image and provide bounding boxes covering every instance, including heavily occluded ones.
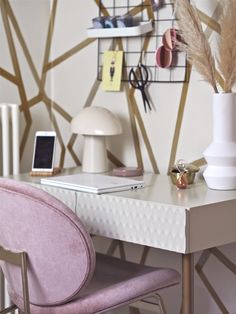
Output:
[203,93,236,190]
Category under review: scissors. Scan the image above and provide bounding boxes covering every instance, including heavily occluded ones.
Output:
[128,63,152,113]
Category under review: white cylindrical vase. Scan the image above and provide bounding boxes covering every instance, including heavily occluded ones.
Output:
[203,93,236,190]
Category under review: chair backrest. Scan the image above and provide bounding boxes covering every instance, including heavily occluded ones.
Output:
[0,178,95,306]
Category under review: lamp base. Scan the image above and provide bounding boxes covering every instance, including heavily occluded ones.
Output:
[82,135,109,173]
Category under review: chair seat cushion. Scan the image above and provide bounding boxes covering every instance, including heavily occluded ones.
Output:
[11,253,180,314]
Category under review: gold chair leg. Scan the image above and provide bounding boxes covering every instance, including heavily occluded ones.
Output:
[0,304,17,314]
[129,293,167,314]
[0,269,5,311]
[20,253,30,314]
[0,247,30,314]
[155,293,167,314]
[9,301,16,314]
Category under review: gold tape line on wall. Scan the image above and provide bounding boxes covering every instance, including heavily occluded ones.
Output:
[100,1,157,171]
[191,157,206,169]
[94,0,110,17]
[106,239,126,260]
[131,93,159,173]
[67,72,102,165]
[0,0,29,110]
[125,81,144,169]
[116,33,159,172]
[107,151,125,168]
[3,0,76,164]
[43,96,72,123]
[39,0,69,167]
[38,0,73,161]
[43,96,66,168]
[167,63,192,174]
[133,38,159,173]
[59,0,152,169]
[40,0,58,91]
[1,0,32,159]
[195,249,229,313]
[1,0,157,170]
[123,2,158,173]
[44,38,96,72]
[26,95,43,109]
[3,0,56,160]
[198,7,225,91]
[139,246,150,265]
[67,134,82,166]
[95,0,152,18]
[0,1,156,169]
[5,0,41,86]
[0,67,18,84]
[190,4,224,167]
[197,9,221,34]
[43,8,99,168]
[190,6,223,168]
[67,74,101,165]
[111,0,156,170]
[116,37,143,169]
[168,3,223,173]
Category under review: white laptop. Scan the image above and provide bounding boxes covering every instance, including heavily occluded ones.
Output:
[40,173,144,194]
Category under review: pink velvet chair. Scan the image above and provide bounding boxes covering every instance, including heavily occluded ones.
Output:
[0,178,180,314]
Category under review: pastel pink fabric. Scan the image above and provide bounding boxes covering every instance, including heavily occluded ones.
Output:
[0,178,181,314]
[0,178,95,306]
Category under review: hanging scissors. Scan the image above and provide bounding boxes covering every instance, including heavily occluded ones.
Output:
[128,63,152,113]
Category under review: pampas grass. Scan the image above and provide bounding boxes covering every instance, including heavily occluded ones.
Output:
[175,0,219,93]
[218,0,236,92]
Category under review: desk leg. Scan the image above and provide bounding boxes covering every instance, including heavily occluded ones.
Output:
[0,268,5,310]
[182,253,194,314]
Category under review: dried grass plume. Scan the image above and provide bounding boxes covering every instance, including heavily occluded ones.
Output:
[218,0,236,93]
[175,0,219,93]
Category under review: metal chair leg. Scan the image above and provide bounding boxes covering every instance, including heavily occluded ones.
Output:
[129,293,167,314]
[155,293,167,314]
[0,269,5,311]
[0,247,30,314]
[20,253,30,314]
[0,304,17,314]
[9,301,16,314]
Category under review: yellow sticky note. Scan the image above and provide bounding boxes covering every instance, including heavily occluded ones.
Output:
[102,51,123,91]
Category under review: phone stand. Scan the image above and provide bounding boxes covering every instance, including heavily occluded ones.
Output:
[30,167,61,177]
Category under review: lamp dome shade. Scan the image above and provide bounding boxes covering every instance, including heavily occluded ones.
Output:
[71,106,122,136]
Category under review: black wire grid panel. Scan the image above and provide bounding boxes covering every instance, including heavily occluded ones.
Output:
[96,0,188,83]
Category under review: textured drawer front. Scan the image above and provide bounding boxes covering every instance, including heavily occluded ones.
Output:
[31,184,76,212]
[75,192,187,253]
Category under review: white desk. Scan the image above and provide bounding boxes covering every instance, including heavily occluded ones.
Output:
[12,168,236,314]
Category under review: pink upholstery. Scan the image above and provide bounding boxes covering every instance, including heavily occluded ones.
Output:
[0,178,95,306]
[0,178,181,314]
[11,253,180,314]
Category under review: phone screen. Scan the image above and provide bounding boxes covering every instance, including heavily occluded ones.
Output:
[33,136,55,169]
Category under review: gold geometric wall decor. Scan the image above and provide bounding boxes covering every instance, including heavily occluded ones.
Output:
[1,1,235,313]
[0,0,224,174]
[196,247,236,314]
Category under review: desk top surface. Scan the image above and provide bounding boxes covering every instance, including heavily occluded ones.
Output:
[11,168,236,253]
[14,167,236,210]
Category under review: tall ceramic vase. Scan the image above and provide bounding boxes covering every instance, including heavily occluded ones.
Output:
[203,93,236,190]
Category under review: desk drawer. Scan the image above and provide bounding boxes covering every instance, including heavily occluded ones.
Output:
[31,184,76,212]
[75,192,187,253]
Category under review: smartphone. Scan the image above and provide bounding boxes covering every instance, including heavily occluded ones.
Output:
[32,131,56,172]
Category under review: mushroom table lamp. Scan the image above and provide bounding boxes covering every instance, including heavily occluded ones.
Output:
[71,106,122,173]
